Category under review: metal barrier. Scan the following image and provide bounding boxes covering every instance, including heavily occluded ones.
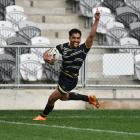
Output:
[85,45,140,89]
[0,45,140,89]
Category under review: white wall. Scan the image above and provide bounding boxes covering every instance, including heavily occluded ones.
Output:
[0,89,140,110]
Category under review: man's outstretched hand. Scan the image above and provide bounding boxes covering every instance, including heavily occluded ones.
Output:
[43,49,56,65]
[94,8,100,21]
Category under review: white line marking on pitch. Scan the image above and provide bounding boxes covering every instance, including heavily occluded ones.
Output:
[0,120,140,136]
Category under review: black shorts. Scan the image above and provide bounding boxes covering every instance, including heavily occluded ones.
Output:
[57,72,78,94]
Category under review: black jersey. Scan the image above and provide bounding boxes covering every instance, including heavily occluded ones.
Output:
[56,42,90,76]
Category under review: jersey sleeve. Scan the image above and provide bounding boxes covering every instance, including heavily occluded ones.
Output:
[56,44,63,55]
[81,43,90,53]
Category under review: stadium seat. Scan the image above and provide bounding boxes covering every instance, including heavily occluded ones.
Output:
[0,37,7,45]
[0,0,15,7]
[20,53,43,81]
[31,36,50,64]
[0,3,5,20]
[18,20,41,42]
[119,37,139,54]
[116,6,139,28]
[0,53,15,83]
[106,21,128,46]
[79,0,102,28]
[6,5,27,31]
[6,35,29,45]
[0,0,15,20]
[0,48,4,54]
[125,0,140,18]
[0,20,16,55]
[129,22,140,44]
[93,6,115,34]
[43,62,61,82]
[102,0,125,13]
[5,35,30,57]
[0,38,6,54]
[0,20,16,40]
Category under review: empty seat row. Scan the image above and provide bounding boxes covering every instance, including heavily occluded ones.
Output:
[0,2,61,83]
[0,52,61,83]
[0,34,62,83]
[0,5,42,58]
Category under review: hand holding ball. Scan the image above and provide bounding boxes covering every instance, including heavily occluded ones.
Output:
[43,48,59,65]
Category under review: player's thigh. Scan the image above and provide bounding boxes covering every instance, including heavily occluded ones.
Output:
[58,72,78,93]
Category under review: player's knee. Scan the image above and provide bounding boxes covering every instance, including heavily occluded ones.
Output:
[60,94,69,101]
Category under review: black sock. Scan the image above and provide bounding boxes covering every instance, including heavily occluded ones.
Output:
[41,104,54,117]
[68,92,89,102]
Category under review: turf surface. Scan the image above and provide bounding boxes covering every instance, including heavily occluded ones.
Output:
[0,110,140,140]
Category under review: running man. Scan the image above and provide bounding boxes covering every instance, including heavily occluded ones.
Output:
[33,9,100,121]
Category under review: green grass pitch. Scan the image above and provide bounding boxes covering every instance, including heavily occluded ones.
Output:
[0,110,140,140]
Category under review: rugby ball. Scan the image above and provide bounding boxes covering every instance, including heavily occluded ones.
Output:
[43,48,59,64]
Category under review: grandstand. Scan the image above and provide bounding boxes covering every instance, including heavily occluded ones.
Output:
[0,0,140,110]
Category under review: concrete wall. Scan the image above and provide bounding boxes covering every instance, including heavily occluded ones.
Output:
[0,89,85,110]
[0,88,140,110]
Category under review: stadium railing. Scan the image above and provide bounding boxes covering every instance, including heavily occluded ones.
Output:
[0,45,140,89]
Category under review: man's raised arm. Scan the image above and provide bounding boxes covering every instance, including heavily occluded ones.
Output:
[85,9,100,48]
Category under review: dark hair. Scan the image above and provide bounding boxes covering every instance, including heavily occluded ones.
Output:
[69,28,82,37]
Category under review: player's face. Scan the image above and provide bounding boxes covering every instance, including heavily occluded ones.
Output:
[69,33,81,48]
